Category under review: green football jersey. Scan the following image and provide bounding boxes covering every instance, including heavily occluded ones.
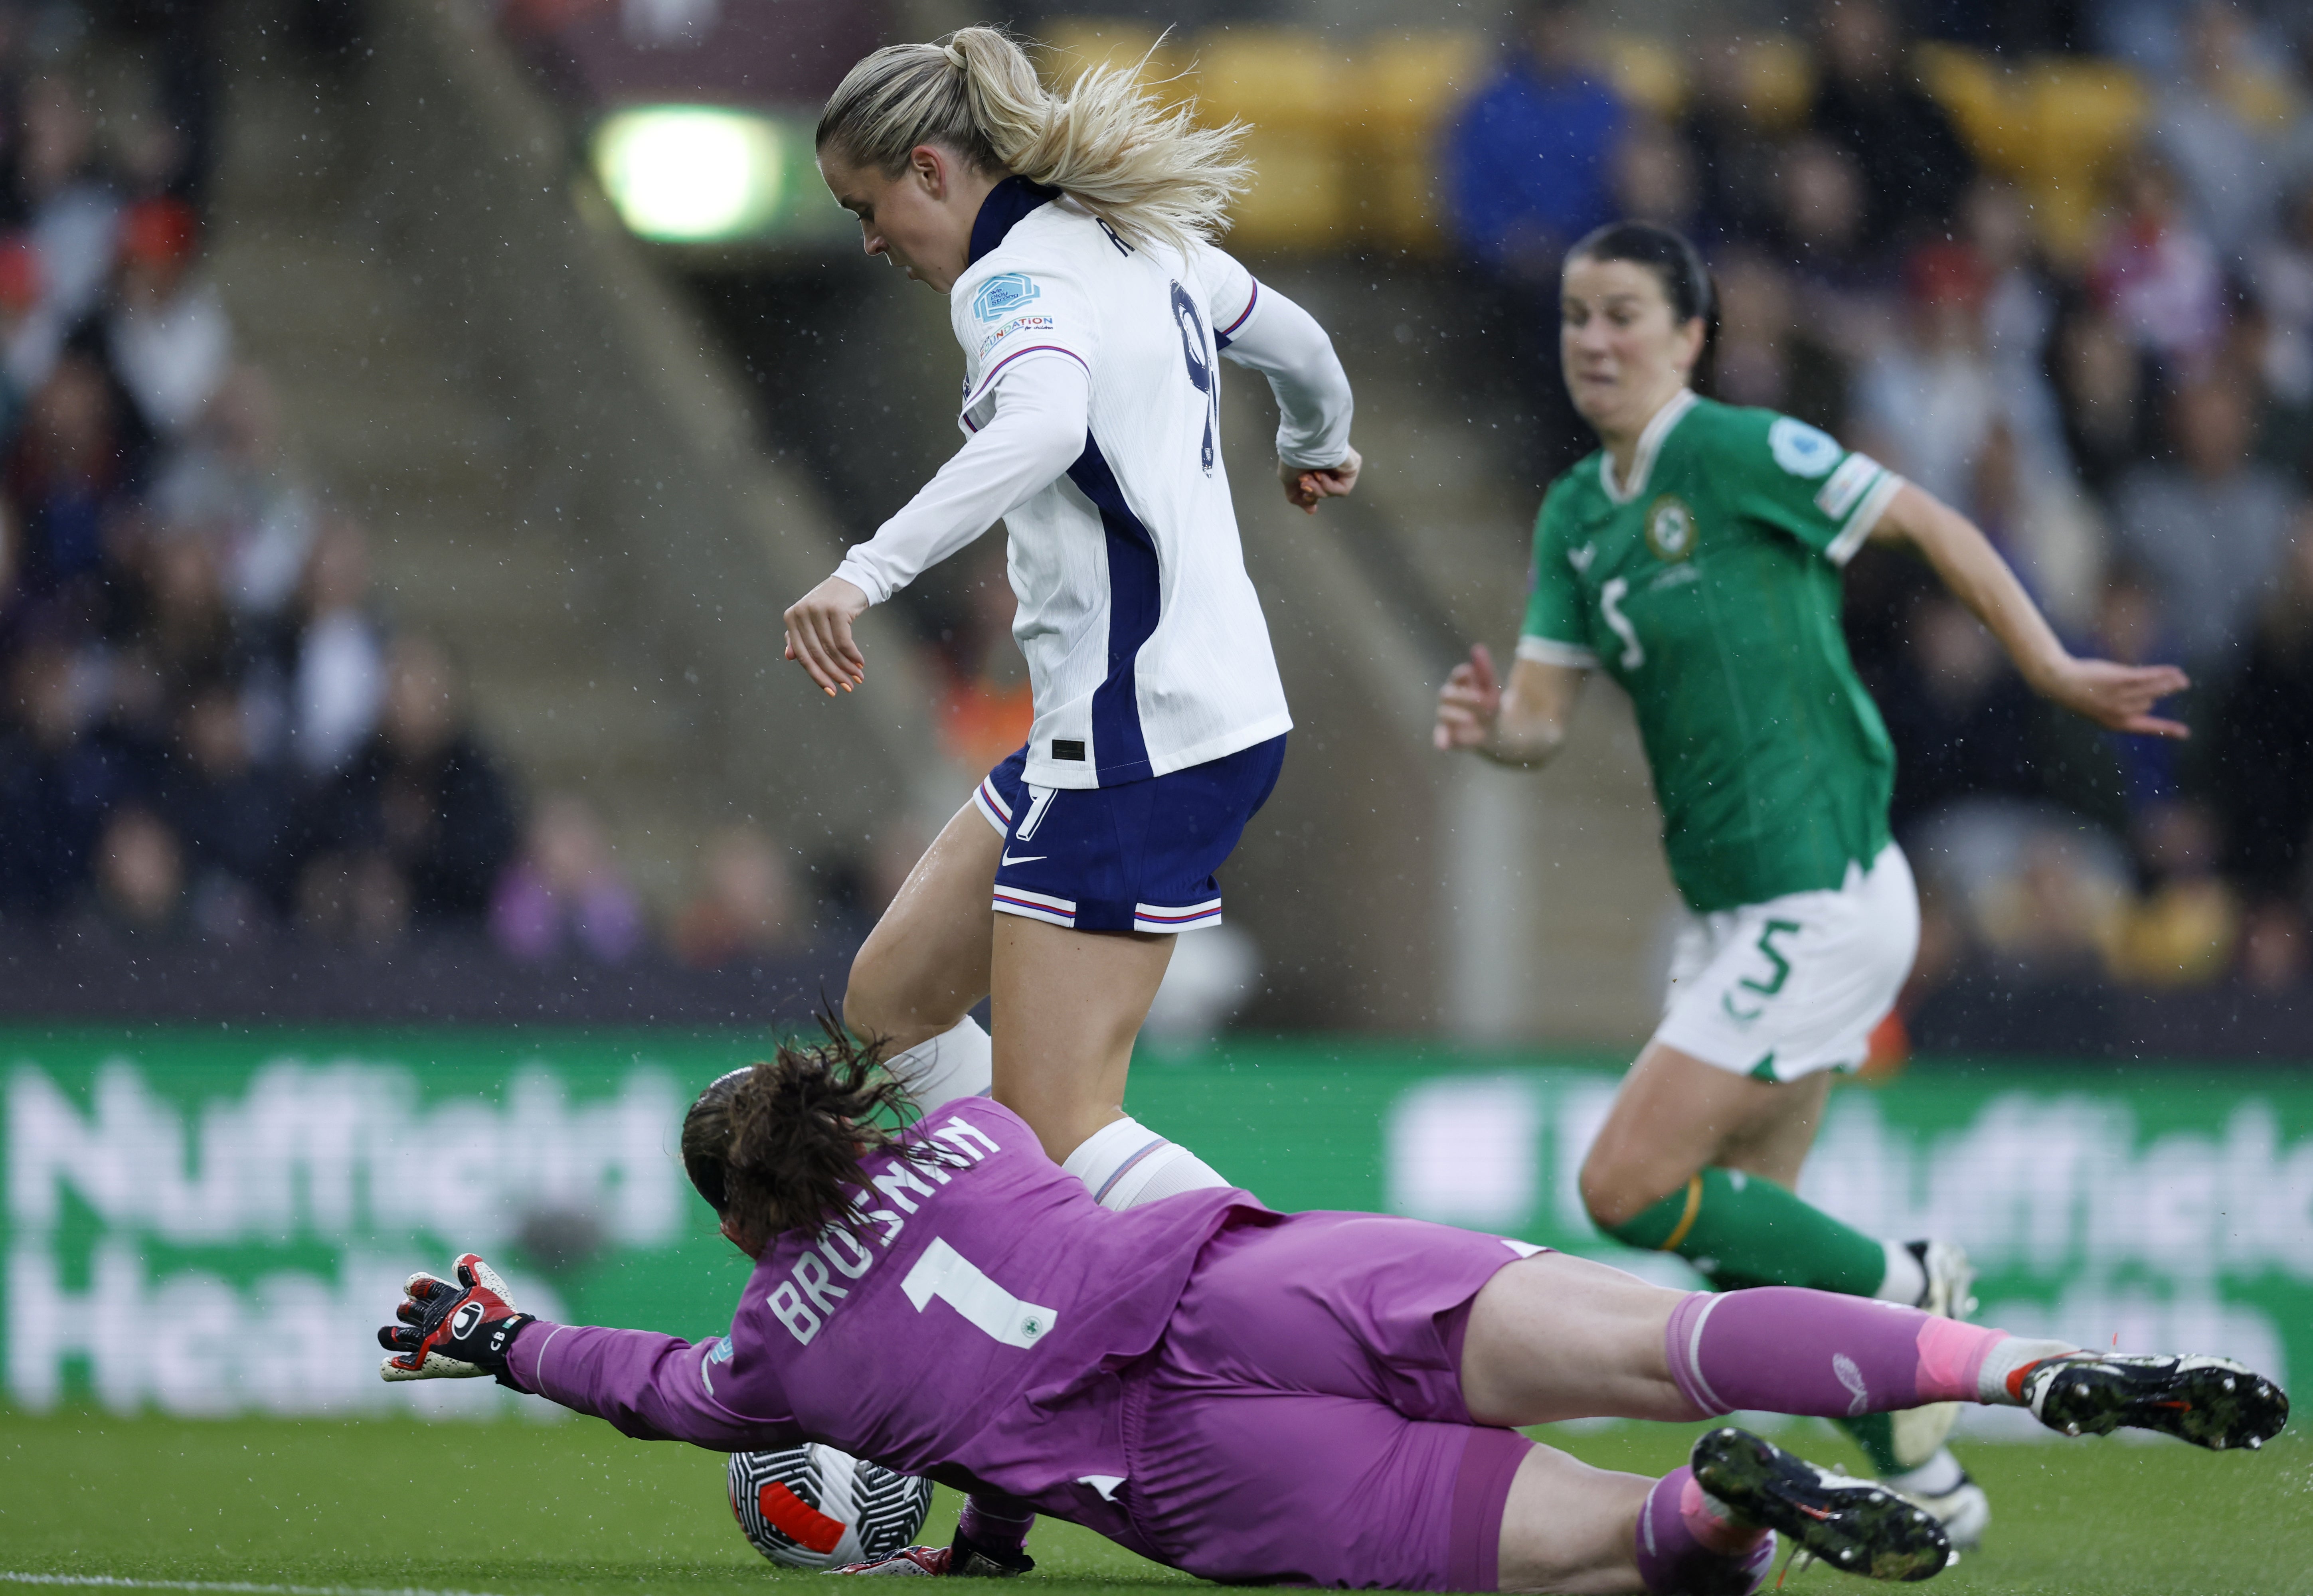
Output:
[1519,391,1904,914]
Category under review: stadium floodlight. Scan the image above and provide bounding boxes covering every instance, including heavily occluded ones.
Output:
[593,105,787,243]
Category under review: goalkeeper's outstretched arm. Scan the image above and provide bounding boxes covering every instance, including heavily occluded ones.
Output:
[379,1251,800,1452]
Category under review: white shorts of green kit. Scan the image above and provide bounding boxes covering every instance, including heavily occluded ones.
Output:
[1652,843,1920,1082]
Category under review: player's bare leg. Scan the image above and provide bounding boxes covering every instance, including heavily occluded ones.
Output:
[852,801,1231,1213]
[1459,1252,1695,1426]
[1577,1041,1824,1230]
[1579,1040,1937,1308]
[844,801,1001,1054]
[1711,1069,1831,1187]
[1578,1044,1981,1532]
[1579,1042,1983,1537]
[1493,1446,1654,1594]
[990,915,1174,1163]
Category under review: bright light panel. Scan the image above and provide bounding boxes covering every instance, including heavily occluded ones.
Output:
[594,106,785,243]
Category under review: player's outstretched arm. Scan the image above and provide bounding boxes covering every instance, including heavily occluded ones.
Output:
[783,358,1090,697]
[378,1251,798,1449]
[1432,643,1587,766]
[1872,482,2191,739]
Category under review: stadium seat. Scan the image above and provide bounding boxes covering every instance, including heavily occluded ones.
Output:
[1598,32,1686,122]
[1226,128,1351,248]
[1185,28,1354,247]
[1035,18,1178,87]
[2020,63,2151,259]
[1916,44,2151,262]
[1187,27,1348,134]
[1736,34,1815,131]
[1350,30,1485,253]
[1915,42,2014,168]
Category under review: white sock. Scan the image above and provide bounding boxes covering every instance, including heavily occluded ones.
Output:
[1060,1115,1231,1210]
[1884,1448,1965,1497]
[1977,1337,2078,1406]
[1875,1240,1927,1306]
[885,1018,993,1114]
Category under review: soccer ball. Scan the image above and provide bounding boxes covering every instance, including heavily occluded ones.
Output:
[727,1443,935,1570]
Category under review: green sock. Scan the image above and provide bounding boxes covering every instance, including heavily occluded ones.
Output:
[1603,1166,1886,1297]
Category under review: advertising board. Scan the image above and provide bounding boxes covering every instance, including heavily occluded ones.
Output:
[6,1029,2303,1439]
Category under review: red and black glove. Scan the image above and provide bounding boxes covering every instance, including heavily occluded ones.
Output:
[378,1253,535,1386]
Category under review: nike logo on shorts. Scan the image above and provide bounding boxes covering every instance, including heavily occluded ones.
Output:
[1001,853,1047,866]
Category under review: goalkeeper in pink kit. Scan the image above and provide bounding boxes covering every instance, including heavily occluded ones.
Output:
[381,1037,2285,1593]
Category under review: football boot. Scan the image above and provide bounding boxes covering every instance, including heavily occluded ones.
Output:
[2017,1353,2288,1450]
[1690,1427,1953,1582]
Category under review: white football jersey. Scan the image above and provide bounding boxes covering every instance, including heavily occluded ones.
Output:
[949,188,1294,789]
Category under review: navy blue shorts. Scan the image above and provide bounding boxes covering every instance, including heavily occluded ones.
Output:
[972,735,1285,933]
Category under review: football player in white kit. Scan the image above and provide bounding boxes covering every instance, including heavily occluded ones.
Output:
[785,28,1356,1223]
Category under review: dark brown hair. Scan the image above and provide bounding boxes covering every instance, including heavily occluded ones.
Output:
[680,1019,933,1240]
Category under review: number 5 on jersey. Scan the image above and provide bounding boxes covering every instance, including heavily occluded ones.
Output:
[1600,577,1644,670]
[903,1238,1058,1348]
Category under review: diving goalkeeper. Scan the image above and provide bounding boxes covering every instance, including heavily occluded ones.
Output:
[378,1033,2286,1594]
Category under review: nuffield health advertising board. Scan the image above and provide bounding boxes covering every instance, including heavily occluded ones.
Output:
[5,1029,2307,1437]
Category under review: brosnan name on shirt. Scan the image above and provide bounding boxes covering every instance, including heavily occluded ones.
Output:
[761,1114,1006,1346]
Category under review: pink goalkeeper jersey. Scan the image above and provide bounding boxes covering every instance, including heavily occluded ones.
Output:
[504,1097,1259,1544]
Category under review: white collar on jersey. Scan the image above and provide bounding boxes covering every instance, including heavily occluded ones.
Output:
[1598,387,1698,504]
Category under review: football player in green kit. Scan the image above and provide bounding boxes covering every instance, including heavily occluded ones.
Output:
[1433,221,2191,1549]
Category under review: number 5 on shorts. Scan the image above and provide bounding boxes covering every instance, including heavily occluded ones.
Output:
[1721,918,1801,1021]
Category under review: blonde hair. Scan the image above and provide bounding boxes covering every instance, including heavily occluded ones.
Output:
[815,26,1249,255]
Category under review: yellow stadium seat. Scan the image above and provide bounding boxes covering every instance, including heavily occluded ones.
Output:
[2022,62,2149,185]
[1914,45,2151,265]
[1740,34,1815,130]
[2023,64,2149,264]
[1353,30,1485,141]
[1035,18,1180,87]
[1224,127,1351,248]
[1915,42,2016,166]
[2023,178,2104,266]
[1183,28,1350,136]
[1346,30,1483,253]
[1366,145,1448,253]
[1599,33,1687,121]
[1179,28,1355,249]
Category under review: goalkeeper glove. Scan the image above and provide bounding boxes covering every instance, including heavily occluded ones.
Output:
[378,1253,536,1385]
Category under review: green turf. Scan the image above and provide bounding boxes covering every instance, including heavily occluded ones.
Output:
[1,1413,2307,1595]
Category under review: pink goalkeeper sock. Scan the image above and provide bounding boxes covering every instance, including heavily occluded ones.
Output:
[1665,1288,2010,1418]
[1634,1467,1773,1596]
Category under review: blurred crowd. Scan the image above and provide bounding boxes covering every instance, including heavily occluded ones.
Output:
[12,0,2307,1003]
[0,4,808,970]
[1447,0,2313,994]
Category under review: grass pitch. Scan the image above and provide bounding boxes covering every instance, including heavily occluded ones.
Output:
[2,1412,2307,1596]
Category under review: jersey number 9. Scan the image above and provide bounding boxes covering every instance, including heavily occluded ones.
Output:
[1169,282,1218,477]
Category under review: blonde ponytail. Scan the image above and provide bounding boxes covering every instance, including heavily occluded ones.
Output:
[816,26,1250,255]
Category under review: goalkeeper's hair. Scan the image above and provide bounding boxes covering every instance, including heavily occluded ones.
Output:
[815,25,1249,255]
[681,1019,932,1240]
